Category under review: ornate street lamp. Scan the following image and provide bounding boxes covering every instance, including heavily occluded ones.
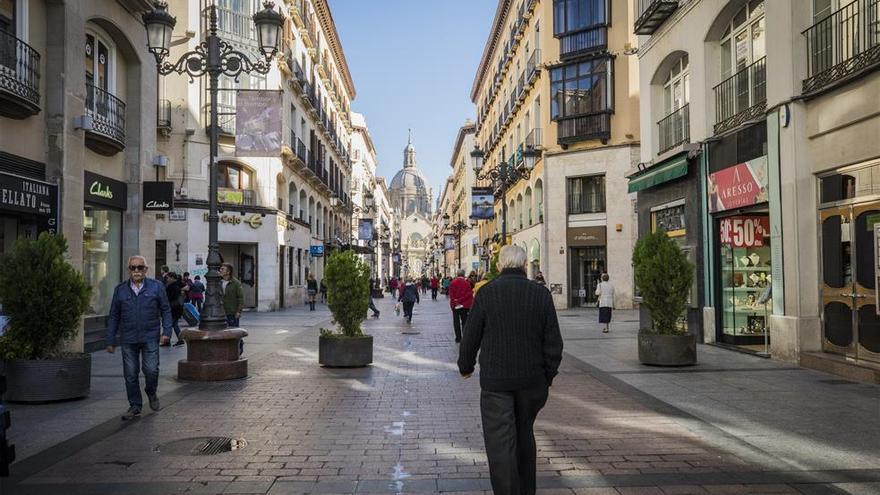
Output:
[443,213,470,273]
[142,1,281,380]
[470,144,539,247]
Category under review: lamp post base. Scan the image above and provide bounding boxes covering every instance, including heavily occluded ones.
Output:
[178,328,248,381]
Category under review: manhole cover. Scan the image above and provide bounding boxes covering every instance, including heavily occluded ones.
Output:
[154,437,246,456]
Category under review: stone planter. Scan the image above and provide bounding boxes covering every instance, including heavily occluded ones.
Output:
[638,332,697,366]
[318,335,373,367]
[2,354,91,402]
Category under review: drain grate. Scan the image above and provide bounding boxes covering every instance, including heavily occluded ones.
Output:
[154,436,246,456]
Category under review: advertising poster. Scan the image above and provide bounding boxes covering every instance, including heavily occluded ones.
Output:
[358,218,374,241]
[444,234,455,251]
[470,187,495,220]
[718,216,770,247]
[707,156,768,213]
[235,90,283,156]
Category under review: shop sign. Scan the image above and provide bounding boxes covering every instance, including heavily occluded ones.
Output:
[310,245,324,257]
[0,171,56,217]
[707,156,768,213]
[651,203,686,237]
[719,216,770,247]
[566,226,606,247]
[202,212,263,229]
[276,215,295,231]
[84,171,127,209]
[142,181,174,211]
[169,209,187,221]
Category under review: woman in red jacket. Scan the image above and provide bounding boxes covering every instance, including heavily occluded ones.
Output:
[448,269,474,343]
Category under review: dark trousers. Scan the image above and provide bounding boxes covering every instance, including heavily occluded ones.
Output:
[431,288,438,300]
[402,301,415,320]
[480,384,549,495]
[121,341,160,410]
[193,298,203,313]
[452,307,469,341]
[368,298,379,316]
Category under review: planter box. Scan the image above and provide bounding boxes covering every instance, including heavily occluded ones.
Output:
[318,335,372,367]
[2,354,91,402]
[638,332,697,366]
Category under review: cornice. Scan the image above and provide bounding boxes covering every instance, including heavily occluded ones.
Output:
[313,0,357,100]
[470,0,512,102]
[449,122,476,169]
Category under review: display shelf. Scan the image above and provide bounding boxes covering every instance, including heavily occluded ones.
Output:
[722,266,770,272]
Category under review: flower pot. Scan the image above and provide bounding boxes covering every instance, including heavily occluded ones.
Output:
[638,332,697,366]
[2,354,91,402]
[318,334,372,367]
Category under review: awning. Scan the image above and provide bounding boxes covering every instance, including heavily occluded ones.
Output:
[627,154,688,193]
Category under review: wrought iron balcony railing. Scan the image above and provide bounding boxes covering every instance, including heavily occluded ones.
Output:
[657,103,689,154]
[526,49,541,84]
[803,0,880,93]
[713,57,766,135]
[525,127,543,150]
[558,26,607,59]
[218,187,255,206]
[0,29,40,118]
[85,83,126,154]
[557,111,611,144]
[634,0,679,35]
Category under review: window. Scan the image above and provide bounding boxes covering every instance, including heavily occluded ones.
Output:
[218,162,253,190]
[719,0,765,80]
[551,58,611,119]
[567,175,605,214]
[288,246,294,287]
[83,208,122,316]
[663,55,690,116]
[85,30,113,93]
[553,0,606,35]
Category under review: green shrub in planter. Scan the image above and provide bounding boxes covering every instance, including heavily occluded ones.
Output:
[632,230,693,335]
[0,233,91,359]
[324,250,370,337]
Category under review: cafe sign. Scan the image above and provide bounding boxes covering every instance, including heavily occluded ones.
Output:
[84,171,127,209]
[202,212,264,229]
[142,181,174,211]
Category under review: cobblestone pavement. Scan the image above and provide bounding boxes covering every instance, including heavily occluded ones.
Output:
[3,296,879,494]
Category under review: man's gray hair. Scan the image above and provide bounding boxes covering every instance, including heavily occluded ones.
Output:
[457,269,466,277]
[128,255,147,265]
[498,245,527,270]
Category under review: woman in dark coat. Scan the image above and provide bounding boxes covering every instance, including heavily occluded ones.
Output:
[164,272,184,346]
[397,277,420,324]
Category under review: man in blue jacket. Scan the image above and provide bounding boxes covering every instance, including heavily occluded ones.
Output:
[106,255,173,420]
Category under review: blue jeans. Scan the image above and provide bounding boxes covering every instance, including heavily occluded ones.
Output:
[121,340,160,410]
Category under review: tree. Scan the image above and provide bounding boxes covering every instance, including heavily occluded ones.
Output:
[632,231,694,335]
[323,250,370,337]
[0,233,91,359]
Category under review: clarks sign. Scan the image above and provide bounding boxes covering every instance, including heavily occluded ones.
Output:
[143,181,174,211]
[84,171,126,209]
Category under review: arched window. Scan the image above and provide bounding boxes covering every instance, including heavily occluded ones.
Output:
[534,179,544,222]
[299,190,307,220]
[719,0,765,81]
[288,182,298,216]
[516,193,524,230]
[218,162,255,205]
[663,56,689,117]
[524,187,533,226]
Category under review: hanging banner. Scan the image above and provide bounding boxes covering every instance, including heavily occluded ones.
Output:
[707,156,768,213]
[444,234,455,251]
[358,218,374,241]
[719,215,770,247]
[235,90,283,157]
[470,187,495,220]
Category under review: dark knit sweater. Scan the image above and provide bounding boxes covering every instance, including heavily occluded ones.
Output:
[458,268,563,391]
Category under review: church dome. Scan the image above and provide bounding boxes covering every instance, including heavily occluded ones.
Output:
[390,167,429,191]
[389,131,432,217]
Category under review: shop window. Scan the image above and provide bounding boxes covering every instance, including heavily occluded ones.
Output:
[820,162,880,205]
[567,175,605,214]
[718,215,771,349]
[83,208,122,316]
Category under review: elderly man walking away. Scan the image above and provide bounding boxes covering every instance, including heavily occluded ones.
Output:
[106,255,173,421]
[458,245,563,495]
[448,269,474,343]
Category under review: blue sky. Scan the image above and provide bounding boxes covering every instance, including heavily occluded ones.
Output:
[328,0,497,207]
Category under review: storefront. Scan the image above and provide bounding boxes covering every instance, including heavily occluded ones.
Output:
[82,171,127,343]
[817,160,880,364]
[706,122,774,354]
[567,226,606,307]
[0,170,58,254]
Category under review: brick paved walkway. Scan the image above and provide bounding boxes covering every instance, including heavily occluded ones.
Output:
[3,296,872,494]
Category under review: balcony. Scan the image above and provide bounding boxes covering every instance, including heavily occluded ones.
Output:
[525,127,543,150]
[634,0,679,35]
[0,29,40,118]
[657,104,689,154]
[157,99,171,130]
[204,102,236,136]
[558,26,607,60]
[713,57,766,135]
[803,0,880,94]
[556,111,611,144]
[526,49,541,85]
[85,83,126,156]
[218,187,255,206]
[209,4,256,47]
[288,57,306,87]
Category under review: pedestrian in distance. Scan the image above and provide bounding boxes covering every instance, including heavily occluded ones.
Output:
[163,271,185,347]
[368,282,380,319]
[596,273,615,333]
[421,275,429,295]
[458,245,563,495]
[441,275,451,296]
[319,279,328,303]
[106,255,174,421]
[189,275,205,313]
[220,262,245,355]
[398,277,420,324]
[389,277,399,299]
[430,274,439,300]
[448,269,474,343]
[468,270,479,288]
[534,270,546,287]
[159,265,171,283]
[181,271,193,303]
[307,273,318,311]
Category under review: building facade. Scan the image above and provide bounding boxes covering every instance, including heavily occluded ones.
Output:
[154,0,355,313]
[1,0,162,350]
[471,0,640,309]
[389,134,433,279]
[447,122,481,274]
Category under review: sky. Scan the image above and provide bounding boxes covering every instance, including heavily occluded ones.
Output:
[328,0,498,207]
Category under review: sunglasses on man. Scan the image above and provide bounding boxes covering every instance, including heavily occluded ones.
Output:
[128,265,147,272]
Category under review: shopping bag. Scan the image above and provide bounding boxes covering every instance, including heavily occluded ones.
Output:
[182,302,200,327]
